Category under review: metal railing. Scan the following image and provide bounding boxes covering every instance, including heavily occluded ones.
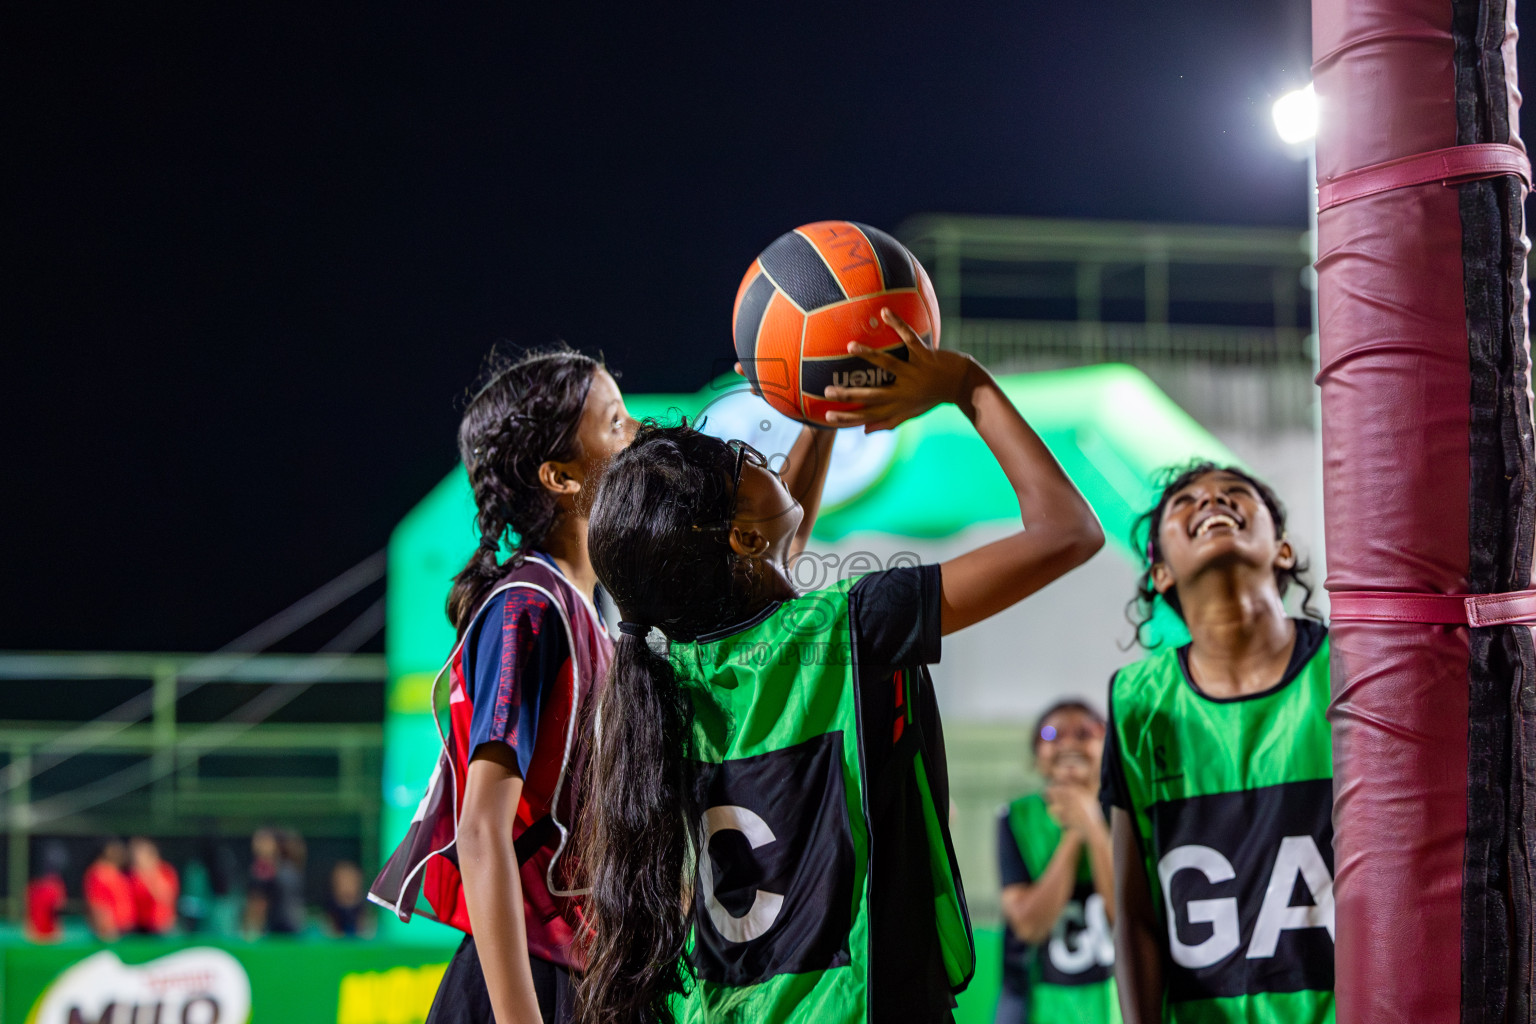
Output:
[0,651,386,920]
[895,215,1318,433]
[950,318,1317,430]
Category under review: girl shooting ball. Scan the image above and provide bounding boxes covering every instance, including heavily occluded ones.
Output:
[576,311,1104,1024]
[1102,463,1332,1024]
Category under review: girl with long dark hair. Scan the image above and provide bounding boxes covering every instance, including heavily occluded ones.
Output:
[359,348,626,1024]
[370,347,628,1024]
[578,310,1105,1024]
[1100,462,1332,1024]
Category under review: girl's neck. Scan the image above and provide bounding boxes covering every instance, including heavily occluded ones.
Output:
[714,561,797,632]
[542,515,597,603]
[746,558,799,611]
[1179,571,1296,699]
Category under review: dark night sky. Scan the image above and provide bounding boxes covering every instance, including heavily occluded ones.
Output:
[2,2,1507,652]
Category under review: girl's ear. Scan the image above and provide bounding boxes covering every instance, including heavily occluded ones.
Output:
[538,459,582,497]
[728,525,769,559]
[1150,561,1176,596]
[1274,538,1297,571]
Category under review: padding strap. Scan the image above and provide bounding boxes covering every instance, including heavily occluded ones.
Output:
[1317,143,1532,213]
[1330,589,1536,626]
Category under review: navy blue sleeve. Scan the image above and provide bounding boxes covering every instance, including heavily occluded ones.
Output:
[461,587,571,778]
[998,809,1032,886]
[848,564,942,669]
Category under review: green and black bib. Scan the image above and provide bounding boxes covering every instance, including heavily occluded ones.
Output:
[1005,794,1120,1024]
[1105,621,1334,1024]
[670,573,974,1024]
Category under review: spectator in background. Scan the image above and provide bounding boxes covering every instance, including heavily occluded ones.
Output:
[83,838,134,941]
[178,837,237,934]
[274,829,308,933]
[245,827,307,935]
[997,700,1116,1024]
[178,852,212,933]
[324,860,371,938]
[128,837,179,935]
[244,827,279,935]
[209,840,243,936]
[26,841,68,943]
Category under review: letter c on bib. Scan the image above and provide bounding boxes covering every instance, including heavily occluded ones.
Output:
[1158,844,1242,969]
[699,805,786,943]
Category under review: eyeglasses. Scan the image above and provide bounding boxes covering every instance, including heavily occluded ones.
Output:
[728,438,770,490]
[693,439,768,533]
[1039,722,1105,743]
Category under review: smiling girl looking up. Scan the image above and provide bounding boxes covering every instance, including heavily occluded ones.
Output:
[1101,463,1332,1024]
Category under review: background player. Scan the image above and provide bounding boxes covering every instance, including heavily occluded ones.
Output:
[997,699,1117,1024]
[1102,463,1331,1024]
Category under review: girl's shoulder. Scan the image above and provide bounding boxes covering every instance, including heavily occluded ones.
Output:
[1007,791,1049,819]
[1110,644,1184,696]
[467,581,561,638]
[471,558,577,625]
[460,572,576,669]
[1106,646,1189,739]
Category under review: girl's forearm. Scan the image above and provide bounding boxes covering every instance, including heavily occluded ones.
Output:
[1082,816,1116,925]
[959,364,1098,542]
[460,754,544,1024]
[460,826,544,1023]
[1113,810,1165,1024]
[939,364,1105,634]
[1003,832,1085,945]
[781,425,835,555]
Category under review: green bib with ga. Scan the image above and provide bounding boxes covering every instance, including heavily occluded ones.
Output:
[1006,794,1121,1024]
[1110,631,1335,1024]
[669,579,973,1023]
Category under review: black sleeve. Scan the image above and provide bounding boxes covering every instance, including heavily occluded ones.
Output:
[848,564,942,669]
[997,809,1033,886]
[1100,671,1131,812]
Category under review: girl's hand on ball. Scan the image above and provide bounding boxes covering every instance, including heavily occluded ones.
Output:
[822,308,975,432]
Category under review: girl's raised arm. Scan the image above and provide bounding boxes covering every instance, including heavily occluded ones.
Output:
[779,425,836,557]
[824,309,1103,634]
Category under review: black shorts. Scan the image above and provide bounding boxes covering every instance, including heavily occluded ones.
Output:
[426,934,575,1024]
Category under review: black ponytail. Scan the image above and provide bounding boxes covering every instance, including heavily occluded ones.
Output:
[446,346,600,635]
[1125,460,1322,649]
[579,632,698,1024]
[577,423,752,1024]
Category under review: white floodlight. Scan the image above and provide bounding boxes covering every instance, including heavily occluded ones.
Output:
[1273,84,1317,145]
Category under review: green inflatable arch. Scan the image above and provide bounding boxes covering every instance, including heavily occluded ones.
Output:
[379,363,1232,939]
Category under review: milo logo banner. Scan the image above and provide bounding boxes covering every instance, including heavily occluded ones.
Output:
[2,941,455,1024]
[28,948,251,1024]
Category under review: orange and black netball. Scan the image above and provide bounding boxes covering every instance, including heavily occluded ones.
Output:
[731,221,940,426]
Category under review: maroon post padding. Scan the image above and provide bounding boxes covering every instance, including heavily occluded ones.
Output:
[1314,0,1524,1020]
